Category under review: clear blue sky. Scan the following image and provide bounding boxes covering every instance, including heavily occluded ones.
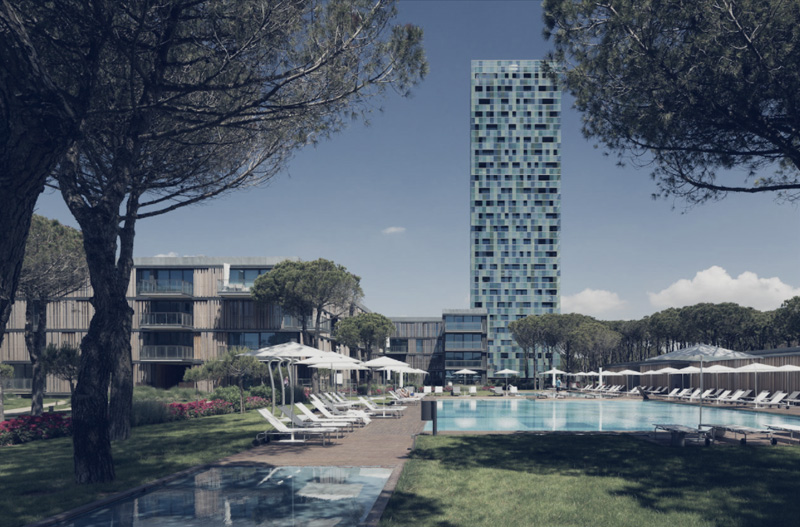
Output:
[34,0,800,320]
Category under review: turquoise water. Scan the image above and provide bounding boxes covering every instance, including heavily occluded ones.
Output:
[54,465,392,526]
[424,399,800,432]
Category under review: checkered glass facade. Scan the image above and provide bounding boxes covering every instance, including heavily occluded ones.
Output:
[469,60,561,378]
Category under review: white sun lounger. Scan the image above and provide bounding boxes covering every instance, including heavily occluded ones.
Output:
[309,395,371,425]
[256,408,335,445]
[294,403,356,430]
[702,423,775,445]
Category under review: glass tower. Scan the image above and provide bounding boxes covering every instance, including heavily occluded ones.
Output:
[469,60,561,380]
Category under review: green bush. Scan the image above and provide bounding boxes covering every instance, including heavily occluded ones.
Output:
[248,384,272,401]
[166,386,202,402]
[131,399,172,427]
[132,385,169,401]
[210,386,247,411]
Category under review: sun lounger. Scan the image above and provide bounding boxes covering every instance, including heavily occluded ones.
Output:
[664,388,691,399]
[279,406,348,437]
[745,390,771,405]
[452,386,462,396]
[423,386,432,394]
[702,423,775,445]
[469,386,477,395]
[766,423,800,440]
[491,386,504,396]
[256,408,334,445]
[309,395,371,425]
[294,402,358,429]
[784,391,800,406]
[434,386,443,395]
[759,391,788,408]
[707,389,731,403]
[358,396,405,417]
[718,389,746,404]
[654,424,710,447]
[657,388,680,399]
[389,390,421,404]
[679,389,702,400]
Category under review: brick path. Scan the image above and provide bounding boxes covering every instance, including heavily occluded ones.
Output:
[219,401,425,526]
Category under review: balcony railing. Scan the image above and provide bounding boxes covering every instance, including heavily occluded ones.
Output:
[444,342,484,351]
[216,280,253,295]
[140,312,194,328]
[445,322,484,332]
[445,360,486,370]
[137,280,193,296]
[4,378,32,390]
[140,345,194,361]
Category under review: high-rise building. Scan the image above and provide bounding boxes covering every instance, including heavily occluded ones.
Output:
[469,59,561,380]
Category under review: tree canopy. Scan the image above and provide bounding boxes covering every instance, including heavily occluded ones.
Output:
[334,312,395,360]
[18,215,87,415]
[252,259,364,346]
[2,0,425,484]
[543,0,800,204]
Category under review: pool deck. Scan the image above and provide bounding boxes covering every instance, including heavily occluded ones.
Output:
[219,401,425,526]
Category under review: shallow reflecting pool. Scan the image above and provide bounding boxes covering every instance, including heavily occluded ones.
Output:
[55,465,393,526]
[426,398,800,432]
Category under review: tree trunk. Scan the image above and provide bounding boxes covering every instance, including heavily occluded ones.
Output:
[0,2,77,349]
[108,344,133,440]
[24,297,48,415]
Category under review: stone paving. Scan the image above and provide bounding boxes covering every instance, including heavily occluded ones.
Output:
[219,401,426,526]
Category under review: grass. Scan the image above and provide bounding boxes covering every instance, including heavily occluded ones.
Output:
[0,410,270,527]
[380,434,800,527]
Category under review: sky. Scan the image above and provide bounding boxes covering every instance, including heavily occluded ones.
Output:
[33,0,800,321]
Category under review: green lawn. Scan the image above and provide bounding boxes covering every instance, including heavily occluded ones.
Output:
[0,411,269,527]
[380,434,800,527]
[2,396,68,411]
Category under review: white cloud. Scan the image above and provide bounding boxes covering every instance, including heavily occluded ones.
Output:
[154,251,179,257]
[648,265,800,311]
[381,226,406,235]
[562,289,627,318]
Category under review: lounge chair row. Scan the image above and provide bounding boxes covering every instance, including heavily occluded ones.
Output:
[649,387,799,408]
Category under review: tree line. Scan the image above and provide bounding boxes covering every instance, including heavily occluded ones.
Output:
[510,298,800,374]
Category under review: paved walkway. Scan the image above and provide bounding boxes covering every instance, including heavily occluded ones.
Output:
[219,401,425,526]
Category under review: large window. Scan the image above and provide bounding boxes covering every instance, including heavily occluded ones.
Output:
[137,268,193,294]
[445,333,483,350]
[444,315,484,331]
[228,268,269,288]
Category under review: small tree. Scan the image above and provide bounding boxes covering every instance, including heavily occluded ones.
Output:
[41,343,80,395]
[18,215,88,415]
[184,349,267,414]
[508,316,544,380]
[335,312,395,390]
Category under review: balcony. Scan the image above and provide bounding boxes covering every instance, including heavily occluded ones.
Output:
[445,322,484,332]
[445,359,487,370]
[137,280,193,297]
[140,345,195,361]
[444,341,485,351]
[140,312,194,329]
[216,280,252,296]
[4,378,32,391]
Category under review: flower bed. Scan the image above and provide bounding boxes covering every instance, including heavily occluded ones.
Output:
[0,413,72,446]
[167,399,234,419]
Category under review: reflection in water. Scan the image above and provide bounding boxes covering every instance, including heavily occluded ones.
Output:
[53,466,392,527]
[431,399,800,432]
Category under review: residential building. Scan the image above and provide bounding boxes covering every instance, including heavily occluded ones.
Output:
[470,59,561,381]
[388,308,488,385]
[1,256,350,394]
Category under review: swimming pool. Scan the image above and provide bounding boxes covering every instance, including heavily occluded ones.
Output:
[425,398,800,432]
[53,465,392,526]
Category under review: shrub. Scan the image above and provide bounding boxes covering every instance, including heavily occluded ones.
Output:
[210,386,247,411]
[132,399,172,427]
[166,386,203,402]
[167,399,233,420]
[248,384,272,401]
[0,414,72,446]
[244,396,270,410]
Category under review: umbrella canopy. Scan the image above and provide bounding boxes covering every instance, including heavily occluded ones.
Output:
[540,368,567,375]
[678,366,702,373]
[245,342,330,359]
[363,356,410,368]
[615,369,642,376]
[645,344,755,362]
[455,368,478,375]
[643,367,682,375]
[703,364,736,373]
[776,364,800,372]
[496,368,519,375]
[736,362,779,373]
[308,362,367,370]
[295,354,360,365]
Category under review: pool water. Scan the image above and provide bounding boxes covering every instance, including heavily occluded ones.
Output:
[54,465,392,526]
[425,398,800,432]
